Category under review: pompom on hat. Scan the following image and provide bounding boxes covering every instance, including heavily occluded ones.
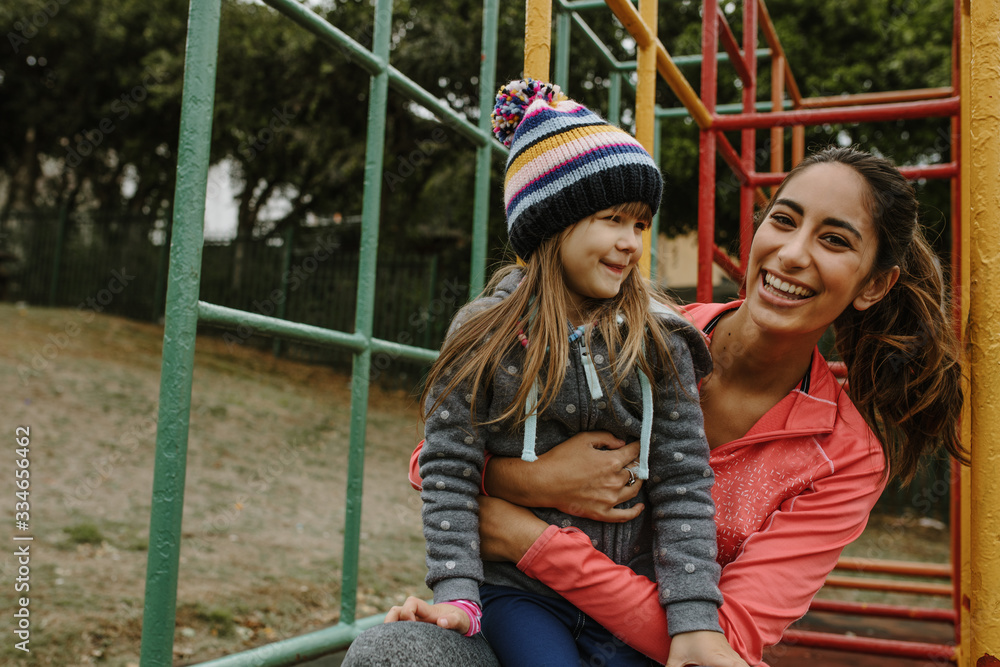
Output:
[491,78,663,259]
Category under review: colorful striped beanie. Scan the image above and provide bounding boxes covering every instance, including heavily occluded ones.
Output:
[491,79,663,259]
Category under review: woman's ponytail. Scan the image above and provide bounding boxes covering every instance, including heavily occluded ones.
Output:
[834,232,965,484]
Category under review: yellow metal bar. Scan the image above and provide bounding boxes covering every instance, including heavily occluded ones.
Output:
[604,0,713,129]
[968,0,1000,663]
[958,2,972,664]
[635,0,657,279]
[524,0,552,80]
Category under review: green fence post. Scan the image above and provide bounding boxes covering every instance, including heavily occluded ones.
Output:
[272,224,295,357]
[469,0,499,296]
[47,202,68,306]
[609,71,621,124]
[138,0,222,664]
[650,114,662,280]
[340,0,393,627]
[153,207,172,321]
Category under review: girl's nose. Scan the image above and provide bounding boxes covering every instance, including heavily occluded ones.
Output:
[617,228,641,255]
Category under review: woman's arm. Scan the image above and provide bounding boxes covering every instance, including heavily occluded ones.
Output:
[410,432,645,522]
[485,432,886,664]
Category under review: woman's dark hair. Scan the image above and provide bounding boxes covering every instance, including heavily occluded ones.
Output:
[762,146,966,484]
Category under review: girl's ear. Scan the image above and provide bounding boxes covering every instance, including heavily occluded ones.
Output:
[853,265,901,311]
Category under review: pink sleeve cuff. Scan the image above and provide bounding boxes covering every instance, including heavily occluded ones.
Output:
[441,599,483,636]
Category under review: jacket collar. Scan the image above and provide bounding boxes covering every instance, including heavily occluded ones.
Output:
[684,301,842,447]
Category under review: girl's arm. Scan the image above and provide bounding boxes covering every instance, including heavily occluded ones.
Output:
[510,427,887,665]
[418,380,489,606]
[645,332,722,636]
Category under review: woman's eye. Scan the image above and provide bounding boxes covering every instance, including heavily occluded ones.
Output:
[770,213,794,227]
[823,234,851,248]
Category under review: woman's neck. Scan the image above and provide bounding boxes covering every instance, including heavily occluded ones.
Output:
[709,303,822,393]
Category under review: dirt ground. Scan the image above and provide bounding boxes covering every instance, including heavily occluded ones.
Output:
[0,303,953,666]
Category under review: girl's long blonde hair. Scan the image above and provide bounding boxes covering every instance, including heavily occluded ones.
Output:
[421,203,682,428]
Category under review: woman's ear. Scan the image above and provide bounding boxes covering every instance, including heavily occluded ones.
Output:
[853,265,901,311]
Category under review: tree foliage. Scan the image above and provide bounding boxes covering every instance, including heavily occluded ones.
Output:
[0,0,956,264]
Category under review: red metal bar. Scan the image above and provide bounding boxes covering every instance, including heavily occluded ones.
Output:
[713,245,743,284]
[716,133,747,183]
[756,0,801,106]
[809,598,957,623]
[711,96,960,130]
[823,575,953,596]
[835,557,952,578]
[739,0,758,271]
[780,630,956,660]
[749,162,959,187]
[716,9,751,85]
[697,0,719,304]
[800,87,956,109]
[771,52,785,174]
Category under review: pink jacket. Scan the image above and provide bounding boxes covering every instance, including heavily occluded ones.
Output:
[409,301,887,665]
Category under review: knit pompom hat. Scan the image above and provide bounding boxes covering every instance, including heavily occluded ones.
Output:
[491,79,663,259]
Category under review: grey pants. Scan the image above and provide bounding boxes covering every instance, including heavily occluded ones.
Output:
[342,621,501,667]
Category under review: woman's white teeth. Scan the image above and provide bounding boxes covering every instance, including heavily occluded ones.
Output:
[764,272,814,297]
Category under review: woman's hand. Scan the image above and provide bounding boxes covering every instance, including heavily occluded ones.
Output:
[478,496,548,562]
[483,431,644,522]
[665,631,750,667]
[384,597,471,635]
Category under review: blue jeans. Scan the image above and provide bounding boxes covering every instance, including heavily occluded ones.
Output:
[480,584,655,667]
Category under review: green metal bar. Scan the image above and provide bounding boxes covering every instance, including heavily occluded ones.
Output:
[658,98,793,118]
[198,301,440,376]
[559,0,607,10]
[138,0,222,664]
[341,0,393,628]
[265,0,498,150]
[47,201,67,306]
[570,11,625,74]
[470,0,499,296]
[609,71,622,123]
[271,224,294,357]
[672,48,770,67]
[264,0,385,75]
[195,615,385,667]
[554,8,571,91]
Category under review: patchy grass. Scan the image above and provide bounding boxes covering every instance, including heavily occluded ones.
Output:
[0,303,954,665]
[1,303,428,665]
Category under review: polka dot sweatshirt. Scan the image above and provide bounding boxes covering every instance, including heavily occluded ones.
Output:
[418,269,724,637]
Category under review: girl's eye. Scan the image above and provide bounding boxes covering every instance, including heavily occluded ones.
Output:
[634,221,649,232]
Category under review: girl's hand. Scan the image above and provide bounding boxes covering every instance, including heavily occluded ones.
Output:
[665,631,750,667]
[484,431,644,522]
[384,597,471,635]
[478,495,547,562]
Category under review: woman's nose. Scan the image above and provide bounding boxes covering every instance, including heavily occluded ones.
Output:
[777,230,811,269]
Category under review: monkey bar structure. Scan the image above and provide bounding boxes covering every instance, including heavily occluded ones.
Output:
[138,0,1000,665]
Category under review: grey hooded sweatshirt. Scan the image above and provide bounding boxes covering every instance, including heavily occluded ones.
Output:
[419,269,723,636]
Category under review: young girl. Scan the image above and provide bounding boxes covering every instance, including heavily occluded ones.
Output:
[387,80,742,667]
